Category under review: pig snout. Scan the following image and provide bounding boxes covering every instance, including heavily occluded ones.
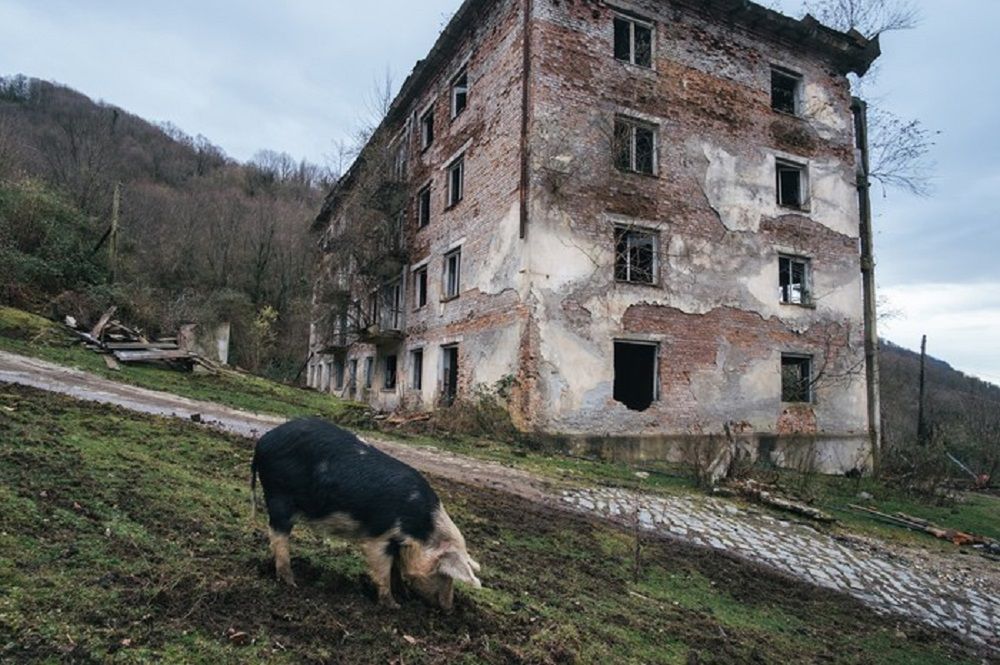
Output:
[251,418,481,609]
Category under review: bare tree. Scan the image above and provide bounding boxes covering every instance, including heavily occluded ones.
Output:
[803,0,918,38]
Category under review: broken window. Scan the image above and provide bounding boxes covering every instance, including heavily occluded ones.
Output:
[393,141,407,181]
[364,356,374,389]
[383,354,397,390]
[414,266,428,308]
[614,117,656,175]
[613,14,653,68]
[447,155,464,207]
[781,354,812,403]
[441,344,459,405]
[771,66,802,115]
[348,358,358,394]
[614,226,657,285]
[420,107,434,149]
[418,184,431,227]
[381,279,402,330]
[411,348,423,390]
[444,248,462,299]
[778,255,811,305]
[451,68,468,118]
[776,159,807,209]
[613,341,658,411]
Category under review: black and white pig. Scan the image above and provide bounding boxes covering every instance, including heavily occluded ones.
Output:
[250,418,481,610]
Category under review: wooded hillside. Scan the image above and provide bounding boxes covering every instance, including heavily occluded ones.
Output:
[0,75,330,378]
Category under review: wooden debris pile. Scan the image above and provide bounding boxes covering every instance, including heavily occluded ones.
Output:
[715,479,836,523]
[65,306,218,373]
[849,504,1000,555]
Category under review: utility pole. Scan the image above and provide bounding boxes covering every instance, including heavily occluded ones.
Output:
[108,181,121,284]
[852,98,882,471]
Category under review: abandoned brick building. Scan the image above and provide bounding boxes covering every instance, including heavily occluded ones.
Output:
[308,0,882,471]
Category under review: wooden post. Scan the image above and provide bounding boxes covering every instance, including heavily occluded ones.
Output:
[917,334,928,446]
[108,181,121,284]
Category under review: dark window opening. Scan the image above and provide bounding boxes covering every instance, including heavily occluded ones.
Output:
[614,341,658,411]
[771,67,801,115]
[776,160,805,208]
[418,185,431,227]
[415,266,428,308]
[420,108,434,149]
[778,255,810,305]
[614,117,656,175]
[781,355,812,403]
[364,356,374,389]
[411,348,423,390]
[442,345,458,405]
[613,15,652,68]
[348,358,358,396]
[334,358,345,390]
[615,227,657,284]
[444,248,461,299]
[451,69,468,117]
[383,355,397,390]
[447,156,464,207]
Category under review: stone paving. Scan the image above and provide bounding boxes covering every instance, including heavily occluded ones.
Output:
[560,486,999,651]
[2,349,998,653]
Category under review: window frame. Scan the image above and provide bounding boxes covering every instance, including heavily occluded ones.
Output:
[613,339,660,411]
[417,184,432,228]
[383,354,398,391]
[778,254,812,306]
[364,356,374,390]
[614,116,658,176]
[613,12,654,69]
[410,348,424,390]
[420,107,434,150]
[775,158,808,210]
[614,225,659,286]
[446,155,464,208]
[770,66,803,116]
[450,68,469,119]
[781,354,813,403]
[443,247,462,300]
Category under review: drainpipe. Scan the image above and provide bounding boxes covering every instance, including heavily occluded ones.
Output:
[519,0,533,240]
[851,97,882,474]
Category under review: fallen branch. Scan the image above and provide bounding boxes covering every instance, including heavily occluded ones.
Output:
[848,504,999,549]
[721,479,835,523]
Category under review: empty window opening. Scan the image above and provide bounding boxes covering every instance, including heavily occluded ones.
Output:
[418,185,431,227]
[348,358,358,395]
[771,67,802,115]
[420,108,434,149]
[364,356,374,389]
[776,159,806,209]
[447,156,464,207]
[778,255,811,305]
[442,345,459,405]
[614,226,657,285]
[614,341,659,411]
[383,355,397,390]
[451,69,469,118]
[393,142,407,180]
[411,348,424,390]
[333,358,345,390]
[415,266,428,308]
[614,117,656,175]
[380,279,402,330]
[781,355,812,403]
[444,248,462,299]
[614,14,653,68]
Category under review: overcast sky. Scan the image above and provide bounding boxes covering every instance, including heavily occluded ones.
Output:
[1,0,997,385]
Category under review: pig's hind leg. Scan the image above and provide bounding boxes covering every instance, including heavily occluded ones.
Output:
[362,538,400,609]
[266,495,297,587]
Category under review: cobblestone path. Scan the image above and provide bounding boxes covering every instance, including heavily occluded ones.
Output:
[2,350,997,653]
[560,487,998,651]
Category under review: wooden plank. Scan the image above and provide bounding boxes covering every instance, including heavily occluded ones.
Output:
[104,342,179,350]
[89,306,117,340]
[112,350,193,362]
[102,354,122,371]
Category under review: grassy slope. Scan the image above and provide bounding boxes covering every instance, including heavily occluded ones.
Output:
[0,385,977,664]
[3,305,997,547]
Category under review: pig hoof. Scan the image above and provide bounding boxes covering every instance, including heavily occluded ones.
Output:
[378,596,401,610]
[278,571,297,587]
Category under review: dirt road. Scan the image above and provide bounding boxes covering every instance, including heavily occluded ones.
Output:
[1,349,997,652]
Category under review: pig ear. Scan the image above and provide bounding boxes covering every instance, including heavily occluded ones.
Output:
[437,550,482,588]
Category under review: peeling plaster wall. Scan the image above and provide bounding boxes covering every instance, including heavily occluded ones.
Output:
[521,0,870,462]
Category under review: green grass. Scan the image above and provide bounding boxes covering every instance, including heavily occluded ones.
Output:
[0,305,369,425]
[0,385,981,663]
